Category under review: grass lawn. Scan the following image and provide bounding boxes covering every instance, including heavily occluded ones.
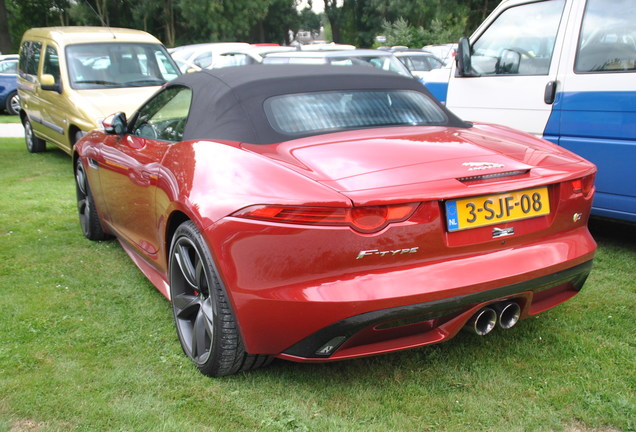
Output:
[0,115,19,123]
[0,137,634,432]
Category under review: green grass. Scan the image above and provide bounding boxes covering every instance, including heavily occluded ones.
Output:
[0,115,19,123]
[0,137,634,432]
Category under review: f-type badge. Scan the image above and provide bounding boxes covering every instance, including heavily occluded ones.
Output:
[492,227,515,238]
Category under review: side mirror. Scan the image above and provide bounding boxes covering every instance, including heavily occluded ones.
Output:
[40,74,62,93]
[103,112,127,135]
[455,37,479,77]
[498,49,521,74]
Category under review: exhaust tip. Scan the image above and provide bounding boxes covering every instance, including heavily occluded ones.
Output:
[497,302,521,329]
[466,307,497,336]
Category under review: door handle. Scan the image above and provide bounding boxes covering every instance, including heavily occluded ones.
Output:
[544,81,557,105]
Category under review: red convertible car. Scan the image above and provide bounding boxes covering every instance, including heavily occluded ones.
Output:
[74,65,597,377]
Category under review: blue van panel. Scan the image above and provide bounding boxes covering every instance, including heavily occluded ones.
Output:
[545,91,636,139]
[423,81,449,103]
[591,192,636,223]
[544,90,636,221]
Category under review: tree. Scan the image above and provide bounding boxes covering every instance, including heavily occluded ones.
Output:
[340,0,384,47]
[259,0,299,44]
[323,0,343,43]
[0,0,12,53]
[298,6,322,36]
[3,0,72,52]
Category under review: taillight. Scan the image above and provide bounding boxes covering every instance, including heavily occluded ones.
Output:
[233,203,419,233]
[571,174,595,197]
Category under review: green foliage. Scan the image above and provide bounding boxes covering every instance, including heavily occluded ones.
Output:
[298,6,322,34]
[0,115,19,123]
[1,0,302,49]
[0,136,634,431]
[381,17,423,47]
[1,0,496,51]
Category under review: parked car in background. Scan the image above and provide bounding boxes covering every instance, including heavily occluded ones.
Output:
[18,26,180,155]
[299,42,356,51]
[390,49,451,101]
[170,42,262,72]
[447,0,636,222]
[392,49,445,75]
[262,49,414,78]
[74,65,596,377]
[423,43,457,65]
[247,44,297,57]
[0,54,20,115]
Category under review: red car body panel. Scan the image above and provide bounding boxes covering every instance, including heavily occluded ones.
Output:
[77,121,596,359]
[74,66,596,364]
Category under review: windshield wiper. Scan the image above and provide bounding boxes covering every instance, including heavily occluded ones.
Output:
[125,78,166,87]
[74,80,121,86]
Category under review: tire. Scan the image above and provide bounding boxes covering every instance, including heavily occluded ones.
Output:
[169,221,272,377]
[24,117,46,153]
[72,130,85,147]
[5,91,20,115]
[75,158,111,241]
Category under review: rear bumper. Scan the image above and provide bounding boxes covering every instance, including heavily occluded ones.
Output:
[279,260,592,361]
[206,214,596,357]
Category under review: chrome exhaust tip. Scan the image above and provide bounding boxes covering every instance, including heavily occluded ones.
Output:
[496,302,521,329]
[465,307,497,336]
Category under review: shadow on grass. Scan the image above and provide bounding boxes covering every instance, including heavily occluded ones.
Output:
[589,216,636,247]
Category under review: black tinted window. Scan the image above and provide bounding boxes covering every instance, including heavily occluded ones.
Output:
[265,90,447,135]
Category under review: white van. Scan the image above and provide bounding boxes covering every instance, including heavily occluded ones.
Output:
[445,0,636,223]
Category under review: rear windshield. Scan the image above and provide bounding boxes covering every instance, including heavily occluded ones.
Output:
[264,90,447,135]
[66,43,180,89]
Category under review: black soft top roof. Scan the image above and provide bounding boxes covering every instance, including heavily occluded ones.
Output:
[171,64,468,144]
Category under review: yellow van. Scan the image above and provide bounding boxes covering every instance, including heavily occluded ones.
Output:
[18,26,180,154]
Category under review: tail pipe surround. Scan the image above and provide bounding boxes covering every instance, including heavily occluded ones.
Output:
[465,301,521,336]
[465,307,497,336]
[494,301,521,329]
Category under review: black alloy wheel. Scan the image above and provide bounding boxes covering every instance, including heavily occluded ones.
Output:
[169,221,271,377]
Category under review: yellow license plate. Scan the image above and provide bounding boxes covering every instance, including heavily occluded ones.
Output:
[445,186,550,232]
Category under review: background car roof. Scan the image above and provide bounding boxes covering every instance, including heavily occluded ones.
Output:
[166,64,468,145]
[265,49,394,58]
[22,26,162,45]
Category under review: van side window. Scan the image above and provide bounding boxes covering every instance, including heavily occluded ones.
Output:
[43,46,61,83]
[18,41,42,79]
[575,0,636,73]
[471,0,565,76]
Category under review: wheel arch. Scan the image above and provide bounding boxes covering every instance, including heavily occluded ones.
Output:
[68,124,85,151]
[165,210,191,267]
[19,108,28,125]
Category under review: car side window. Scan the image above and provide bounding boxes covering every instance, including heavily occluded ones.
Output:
[43,45,61,83]
[575,0,636,73]
[18,41,42,80]
[193,52,213,69]
[0,59,17,74]
[131,86,192,142]
[471,0,565,75]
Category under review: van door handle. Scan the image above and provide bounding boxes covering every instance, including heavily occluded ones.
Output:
[544,81,557,104]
